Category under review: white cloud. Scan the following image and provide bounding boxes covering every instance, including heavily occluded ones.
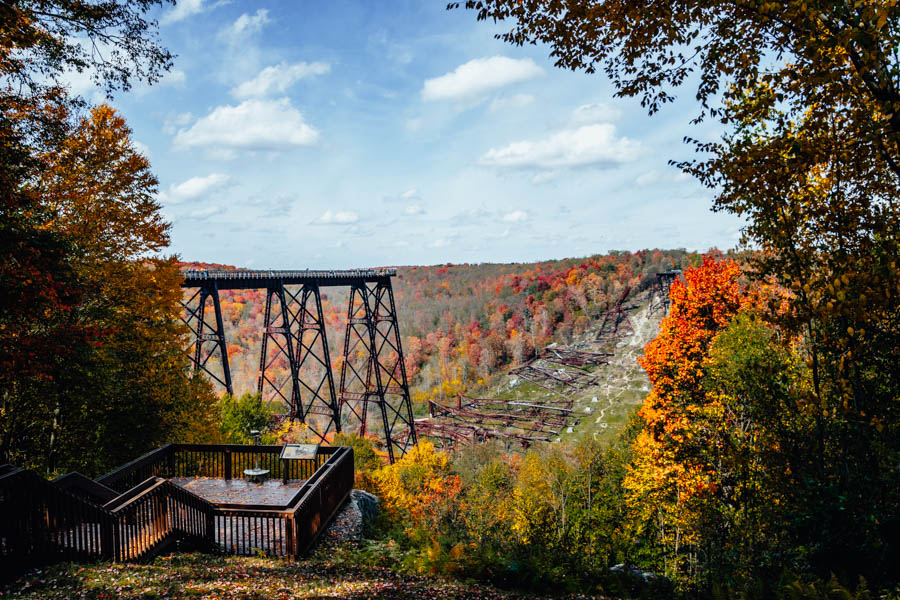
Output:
[222,9,271,44]
[160,173,231,204]
[635,170,660,187]
[384,188,421,203]
[422,56,543,103]
[189,205,225,219]
[489,93,535,112]
[163,112,194,135]
[502,210,529,223]
[404,204,425,216]
[478,123,642,172]
[173,98,319,153]
[312,210,359,225]
[132,140,151,158]
[232,61,330,99]
[162,69,186,86]
[161,0,205,24]
[571,102,621,124]
[429,238,453,248]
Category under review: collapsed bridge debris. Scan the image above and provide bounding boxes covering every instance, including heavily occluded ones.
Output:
[536,347,613,369]
[416,394,579,450]
[595,285,636,343]
[508,364,601,391]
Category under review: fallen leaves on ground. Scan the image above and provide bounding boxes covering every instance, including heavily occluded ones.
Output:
[0,553,611,600]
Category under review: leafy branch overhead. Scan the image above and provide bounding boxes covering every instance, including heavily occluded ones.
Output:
[0,0,175,95]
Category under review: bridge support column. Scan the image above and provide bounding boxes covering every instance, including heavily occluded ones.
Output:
[257,283,341,442]
[182,283,233,395]
[339,278,416,463]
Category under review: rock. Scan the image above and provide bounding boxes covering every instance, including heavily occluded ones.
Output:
[610,563,670,585]
[352,489,379,525]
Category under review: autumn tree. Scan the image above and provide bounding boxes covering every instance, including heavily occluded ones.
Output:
[0,2,219,475]
[625,256,745,581]
[457,0,900,587]
[0,104,219,474]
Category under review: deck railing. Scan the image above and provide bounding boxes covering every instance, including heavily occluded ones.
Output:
[0,445,354,577]
[96,444,334,493]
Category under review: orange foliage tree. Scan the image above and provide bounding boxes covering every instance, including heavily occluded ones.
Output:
[625,255,746,578]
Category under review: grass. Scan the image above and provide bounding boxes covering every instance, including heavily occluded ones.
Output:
[0,552,610,600]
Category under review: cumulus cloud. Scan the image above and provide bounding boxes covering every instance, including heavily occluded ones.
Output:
[478,123,642,173]
[571,102,621,124]
[404,204,425,216]
[173,98,319,153]
[422,56,542,103]
[502,210,529,223]
[250,193,295,217]
[232,61,330,99]
[189,205,225,220]
[159,173,232,204]
[163,112,193,135]
[311,210,359,225]
[383,188,420,203]
[222,9,271,44]
[161,0,206,24]
[131,140,152,159]
[451,206,493,225]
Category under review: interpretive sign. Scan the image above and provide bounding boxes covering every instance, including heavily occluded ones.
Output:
[280,443,319,460]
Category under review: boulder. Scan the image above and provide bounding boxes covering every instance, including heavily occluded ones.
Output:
[321,489,380,545]
[352,489,379,525]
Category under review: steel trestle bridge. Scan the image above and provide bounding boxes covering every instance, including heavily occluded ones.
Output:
[181,268,416,462]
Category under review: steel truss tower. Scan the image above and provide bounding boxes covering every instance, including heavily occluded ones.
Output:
[339,280,417,463]
[181,268,414,462]
[649,270,682,316]
[182,283,233,395]
[257,283,341,441]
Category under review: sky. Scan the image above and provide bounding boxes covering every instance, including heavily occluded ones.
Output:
[74,0,746,269]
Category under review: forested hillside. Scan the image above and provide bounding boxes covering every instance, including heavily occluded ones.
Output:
[182,249,694,417]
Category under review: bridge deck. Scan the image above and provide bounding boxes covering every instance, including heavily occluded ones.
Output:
[181,268,396,289]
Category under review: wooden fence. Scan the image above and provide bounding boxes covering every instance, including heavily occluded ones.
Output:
[96,444,333,492]
[0,445,354,577]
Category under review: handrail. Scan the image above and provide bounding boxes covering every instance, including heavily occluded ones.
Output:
[103,476,168,511]
[96,444,173,490]
[2,444,354,570]
[52,472,118,503]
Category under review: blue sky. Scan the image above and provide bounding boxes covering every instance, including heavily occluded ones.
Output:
[76,0,745,268]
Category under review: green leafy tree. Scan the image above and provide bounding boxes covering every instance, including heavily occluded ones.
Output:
[218,392,280,445]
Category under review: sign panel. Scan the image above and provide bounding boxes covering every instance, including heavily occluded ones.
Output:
[280,443,319,460]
